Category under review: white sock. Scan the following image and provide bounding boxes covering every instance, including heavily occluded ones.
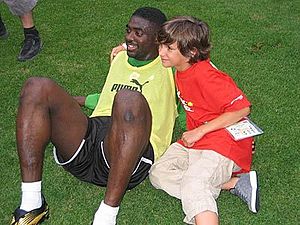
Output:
[20,181,42,211]
[92,200,119,225]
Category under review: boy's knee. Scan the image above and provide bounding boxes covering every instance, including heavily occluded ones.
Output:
[149,163,165,188]
[149,166,158,185]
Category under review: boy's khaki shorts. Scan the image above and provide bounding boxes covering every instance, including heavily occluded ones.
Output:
[150,142,236,224]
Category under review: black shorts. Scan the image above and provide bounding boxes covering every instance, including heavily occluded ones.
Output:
[53,116,154,190]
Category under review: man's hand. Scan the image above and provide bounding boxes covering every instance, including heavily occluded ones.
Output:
[73,96,86,107]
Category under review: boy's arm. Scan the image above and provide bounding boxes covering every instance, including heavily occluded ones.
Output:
[181,107,250,147]
[110,43,126,63]
[73,93,100,110]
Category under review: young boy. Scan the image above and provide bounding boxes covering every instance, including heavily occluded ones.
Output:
[149,16,260,225]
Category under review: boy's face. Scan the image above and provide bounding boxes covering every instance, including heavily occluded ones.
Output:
[159,42,191,71]
[125,16,158,61]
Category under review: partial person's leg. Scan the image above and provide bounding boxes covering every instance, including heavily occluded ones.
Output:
[18,10,41,61]
[92,89,152,225]
[4,0,36,28]
[19,10,34,28]
[0,14,9,39]
[4,0,41,60]
[149,143,188,199]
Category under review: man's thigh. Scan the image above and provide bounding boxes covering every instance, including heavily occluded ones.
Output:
[54,117,110,185]
[26,78,90,161]
[55,116,154,189]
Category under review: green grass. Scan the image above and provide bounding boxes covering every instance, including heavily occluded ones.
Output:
[0,0,299,224]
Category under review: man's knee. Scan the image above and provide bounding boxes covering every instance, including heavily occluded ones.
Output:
[114,89,146,107]
[112,89,151,123]
[20,77,55,104]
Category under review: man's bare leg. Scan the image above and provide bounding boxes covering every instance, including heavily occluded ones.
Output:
[16,77,88,210]
[92,89,152,224]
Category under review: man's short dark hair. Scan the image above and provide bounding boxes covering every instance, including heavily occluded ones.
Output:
[132,7,167,27]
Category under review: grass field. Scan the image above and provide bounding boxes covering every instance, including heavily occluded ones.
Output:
[0,0,299,224]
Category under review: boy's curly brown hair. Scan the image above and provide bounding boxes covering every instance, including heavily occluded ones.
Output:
[157,16,211,64]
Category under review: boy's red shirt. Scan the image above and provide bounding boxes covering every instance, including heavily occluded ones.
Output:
[176,59,253,173]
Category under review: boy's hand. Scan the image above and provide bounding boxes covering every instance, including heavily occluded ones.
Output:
[110,43,126,63]
[181,128,205,147]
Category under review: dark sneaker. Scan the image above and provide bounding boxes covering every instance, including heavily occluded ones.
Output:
[18,34,42,61]
[0,20,9,39]
[230,171,260,213]
[11,196,49,225]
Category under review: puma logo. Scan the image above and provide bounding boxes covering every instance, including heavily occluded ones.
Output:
[130,79,149,92]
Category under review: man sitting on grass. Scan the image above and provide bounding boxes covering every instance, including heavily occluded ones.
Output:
[10,7,177,225]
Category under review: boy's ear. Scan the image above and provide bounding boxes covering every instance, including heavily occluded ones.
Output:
[190,48,199,58]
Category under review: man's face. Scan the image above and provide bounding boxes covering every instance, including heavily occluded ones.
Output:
[125,16,158,61]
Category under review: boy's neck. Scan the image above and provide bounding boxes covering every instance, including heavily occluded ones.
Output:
[176,63,192,72]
